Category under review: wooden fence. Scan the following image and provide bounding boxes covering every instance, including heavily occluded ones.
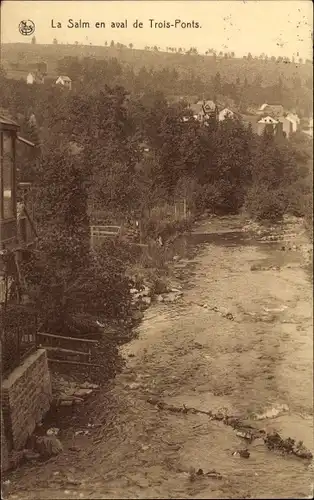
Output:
[36,331,101,367]
[1,305,38,377]
[90,225,121,249]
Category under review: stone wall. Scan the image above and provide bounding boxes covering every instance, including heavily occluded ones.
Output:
[2,349,52,452]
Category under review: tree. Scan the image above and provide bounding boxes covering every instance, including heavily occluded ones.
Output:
[0,65,7,79]
[110,40,115,47]
[31,36,36,44]
[16,114,41,183]
[22,132,132,331]
[129,43,134,49]
[253,73,263,87]
[57,56,82,81]
[53,38,58,45]
[212,72,222,94]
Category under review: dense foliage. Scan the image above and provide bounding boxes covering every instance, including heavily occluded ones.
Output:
[0,61,312,332]
[2,42,312,115]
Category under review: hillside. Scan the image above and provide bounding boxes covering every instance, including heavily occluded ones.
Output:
[2,42,312,88]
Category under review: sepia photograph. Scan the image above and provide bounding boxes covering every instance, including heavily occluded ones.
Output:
[0,0,313,498]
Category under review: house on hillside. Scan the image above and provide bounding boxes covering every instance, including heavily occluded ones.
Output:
[278,116,294,138]
[26,72,45,85]
[218,108,239,121]
[257,115,278,135]
[55,75,72,90]
[257,115,293,138]
[189,100,218,122]
[189,101,203,121]
[257,103,268,114]
[257,103,284,118]
[286,112,300,133]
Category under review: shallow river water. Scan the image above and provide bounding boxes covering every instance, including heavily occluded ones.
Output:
[4,216,313,499]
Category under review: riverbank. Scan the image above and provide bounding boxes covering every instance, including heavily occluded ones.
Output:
[4,214,313,499]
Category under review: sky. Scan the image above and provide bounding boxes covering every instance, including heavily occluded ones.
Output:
[1,0,313,59]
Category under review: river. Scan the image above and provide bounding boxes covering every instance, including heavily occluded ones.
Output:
[4,215,313,499]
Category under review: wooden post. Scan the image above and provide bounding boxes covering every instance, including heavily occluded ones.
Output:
[90,226,93,250]
[139,220,143,245]
[183,197,187,219]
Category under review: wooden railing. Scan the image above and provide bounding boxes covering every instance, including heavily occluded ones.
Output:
[36,331,100,367]
[90,225,121,249]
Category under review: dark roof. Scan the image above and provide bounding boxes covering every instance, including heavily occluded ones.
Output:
[58,75,72,82]
[190,102,203,115]
[0,112,19,131]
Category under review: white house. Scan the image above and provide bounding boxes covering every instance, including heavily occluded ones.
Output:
[286,113,300,133]
[257,103,284,118]
[218,108,235,121]
[55,75,72,90]
[257,115,278,135]
[26,72,45,85]
[257,103,268,114]
[26,73,35,84]
[189,100,218,122]
[258,116,278,125]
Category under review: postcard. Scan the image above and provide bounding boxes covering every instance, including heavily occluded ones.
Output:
[1,1,313,499]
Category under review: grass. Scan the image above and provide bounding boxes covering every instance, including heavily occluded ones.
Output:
[2,42,312,89]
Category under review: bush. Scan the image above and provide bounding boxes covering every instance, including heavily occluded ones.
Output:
[285,177,313,217]
[303,194,313,241]
[244,184,286,222]
[22,234,133,335]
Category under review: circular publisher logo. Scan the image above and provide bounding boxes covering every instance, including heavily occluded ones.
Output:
[19,20,35,36]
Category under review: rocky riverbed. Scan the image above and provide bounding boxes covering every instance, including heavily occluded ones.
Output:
[3,215,313,500]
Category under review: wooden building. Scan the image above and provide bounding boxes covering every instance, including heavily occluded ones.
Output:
[0,113,37,305]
